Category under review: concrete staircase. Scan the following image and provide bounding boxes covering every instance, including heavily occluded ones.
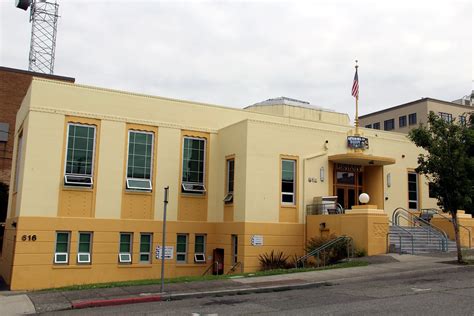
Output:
[389,225,457,254]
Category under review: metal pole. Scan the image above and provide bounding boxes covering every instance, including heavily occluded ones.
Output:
[160,186,169,293]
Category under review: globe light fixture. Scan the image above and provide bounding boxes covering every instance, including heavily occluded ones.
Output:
[359,193,370,204]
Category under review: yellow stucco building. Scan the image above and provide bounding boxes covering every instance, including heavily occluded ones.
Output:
[0,78,443,290]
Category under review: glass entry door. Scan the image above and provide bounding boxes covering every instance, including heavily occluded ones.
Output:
[334,164,363,210]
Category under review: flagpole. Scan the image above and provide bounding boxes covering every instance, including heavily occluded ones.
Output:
[354,61,359,136]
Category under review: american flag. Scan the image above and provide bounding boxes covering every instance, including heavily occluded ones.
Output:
[351,68,359,98]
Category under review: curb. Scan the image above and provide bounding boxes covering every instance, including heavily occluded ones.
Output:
[71,281,329,310]
[72,294,163,309]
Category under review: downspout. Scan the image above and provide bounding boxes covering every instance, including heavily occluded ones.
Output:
[302,149,328,252]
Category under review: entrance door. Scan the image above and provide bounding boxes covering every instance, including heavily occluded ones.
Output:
[336,187,357,210]
[334,164,363,210]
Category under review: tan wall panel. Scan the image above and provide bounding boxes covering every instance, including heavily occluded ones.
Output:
[95,120,125,219]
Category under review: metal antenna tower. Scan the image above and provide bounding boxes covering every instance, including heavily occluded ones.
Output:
[16,0,60,74]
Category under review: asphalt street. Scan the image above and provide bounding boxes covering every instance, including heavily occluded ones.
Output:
[39,264,474,316]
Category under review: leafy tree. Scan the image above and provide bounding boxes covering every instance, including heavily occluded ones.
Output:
[408,111,473,263]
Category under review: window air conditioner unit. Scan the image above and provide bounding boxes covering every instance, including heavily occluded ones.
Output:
[194,253,206,263]
[54,253,68,264]
[119,253,132,263]
[64,175,93,187]
[126,178,152,191]
[77,253,91,264]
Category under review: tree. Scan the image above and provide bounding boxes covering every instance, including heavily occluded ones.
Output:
[408,111,474,263]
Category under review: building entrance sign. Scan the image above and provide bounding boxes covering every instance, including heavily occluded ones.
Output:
[347,136,369,150]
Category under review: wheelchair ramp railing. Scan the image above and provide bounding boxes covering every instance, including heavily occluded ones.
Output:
[295,235,354,268]
[391,207,449,252]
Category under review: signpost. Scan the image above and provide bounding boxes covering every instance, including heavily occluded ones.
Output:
[160,186,169,293]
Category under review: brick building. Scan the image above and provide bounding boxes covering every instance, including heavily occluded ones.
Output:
[0,67,75,186]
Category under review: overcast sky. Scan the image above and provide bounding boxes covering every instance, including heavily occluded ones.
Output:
[1,0,472,119]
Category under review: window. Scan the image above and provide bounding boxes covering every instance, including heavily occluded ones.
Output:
[408,113,417,125]
[281,159,296,205]
[126,131,154,191]
[408,172,419,210]
[140,233,152,263]
[64,123,96,187]
[176,234,188,263]
[14,132,23,192]
[194,234,206,263]
[55,232,70,264]
[399,115,407,128]
[438,112,452,123]
[231,235,238,265]
[364,124,372,129]
[459,115,467,126]
[384,119,395,131]
[224,158,234,203]
[119,233,132,263]
[77,232,92,264]
[182,137,206,194]
[0,122,9,142]
[373,122,380,130]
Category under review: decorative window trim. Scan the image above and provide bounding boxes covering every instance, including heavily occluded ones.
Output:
[224,158,235,204]
[181,137,207,194]
[77,232,92,264]
[176,234,188,263]
[126,130,154,192]
[54,231,70,264]
[119,233,133,264]
[139,233,152,263]
[64,123,96,188]
[281,159,296,205]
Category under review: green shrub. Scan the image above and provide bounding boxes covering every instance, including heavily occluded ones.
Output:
[306,234,351,265]
[258,250,289,271]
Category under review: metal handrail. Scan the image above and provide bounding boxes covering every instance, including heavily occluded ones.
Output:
[295,235,354,268]
[202,262,216,276]
[336,203,345,214]
[392,207,448,251]
[387,219,415,254]
[421,208,472,249]
[226,261,242,275]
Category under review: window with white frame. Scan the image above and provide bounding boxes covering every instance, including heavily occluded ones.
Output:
[408,172,419,210]
[119,233,132,263]
[126,131,154,191]
[140,233,152,263]
[182,137,206,194]
[194,234,206,263]
[77,232,92,264]
[54,232,70,264]
[281,159,296,205]
[176,234,188,263]
[64,123,96,187]
[224,158,234,203]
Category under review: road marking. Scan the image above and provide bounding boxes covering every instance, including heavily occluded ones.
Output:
[411,288,432,292]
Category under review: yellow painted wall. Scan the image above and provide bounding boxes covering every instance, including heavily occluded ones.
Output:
[2,217,304,290]
[306,210,389,256]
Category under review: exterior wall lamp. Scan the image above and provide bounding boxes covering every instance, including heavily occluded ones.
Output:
[320,166,325,182]
[387,173,392,188]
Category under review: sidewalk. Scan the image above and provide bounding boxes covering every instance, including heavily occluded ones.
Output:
[0,253,470,315]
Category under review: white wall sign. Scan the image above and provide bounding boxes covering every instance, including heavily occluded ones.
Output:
[155,246,174,260]
[251,235,264,246]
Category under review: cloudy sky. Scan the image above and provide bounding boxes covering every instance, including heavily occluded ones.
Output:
[1,0,472,119]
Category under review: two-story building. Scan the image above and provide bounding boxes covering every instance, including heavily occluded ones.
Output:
[0,78,439,290]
